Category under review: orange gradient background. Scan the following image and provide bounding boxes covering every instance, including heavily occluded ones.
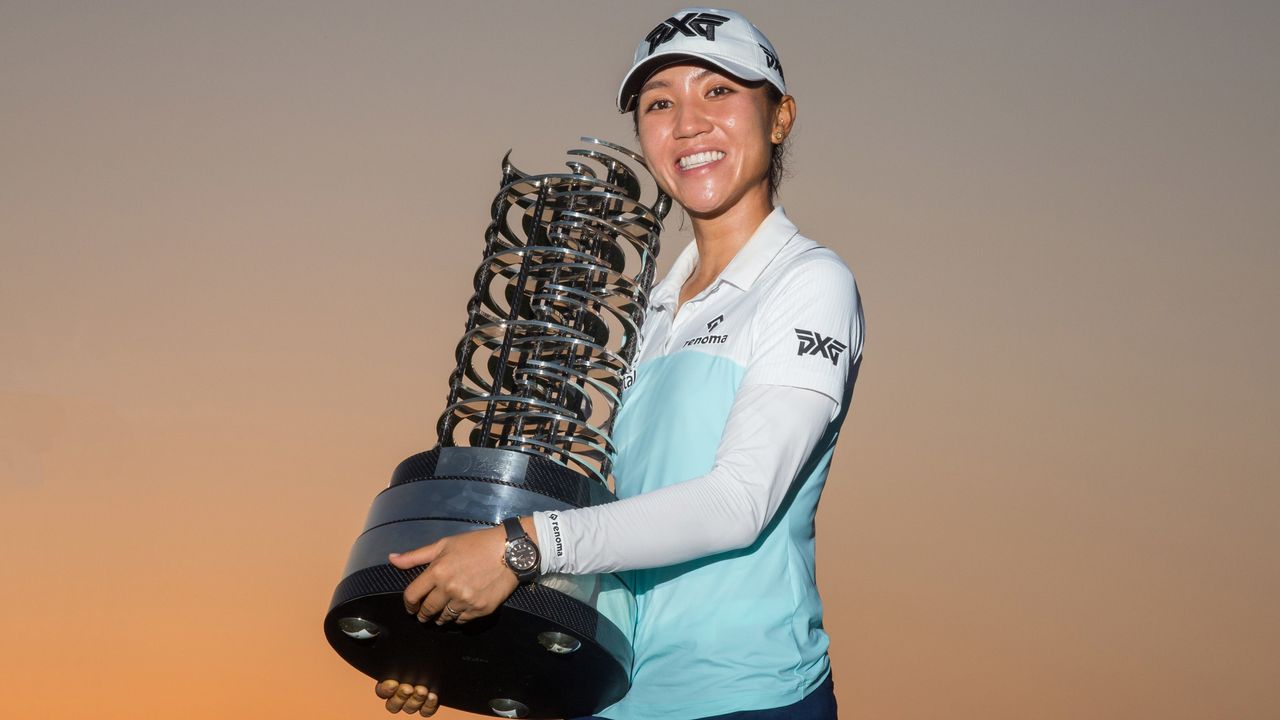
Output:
[2,2,1277,719]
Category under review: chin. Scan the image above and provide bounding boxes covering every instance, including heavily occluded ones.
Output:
[670,198,719,218]
[682,203,730,219]
[663,173,769,219]
[667,186,729,216]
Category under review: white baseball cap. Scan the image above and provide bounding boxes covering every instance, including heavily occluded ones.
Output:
[617,7,787,113]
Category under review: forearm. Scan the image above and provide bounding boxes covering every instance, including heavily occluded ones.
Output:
[533,384,835,575]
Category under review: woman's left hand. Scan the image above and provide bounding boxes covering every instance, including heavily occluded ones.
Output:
[390,526,520,625]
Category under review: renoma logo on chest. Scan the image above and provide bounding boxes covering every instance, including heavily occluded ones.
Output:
[795,329,848,365]
[685,314,729,347]
[645,12,731,54]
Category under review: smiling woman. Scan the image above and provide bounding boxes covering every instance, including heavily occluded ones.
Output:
[632,63,794,226]
[376,8,863,719]
[629,68,791,207]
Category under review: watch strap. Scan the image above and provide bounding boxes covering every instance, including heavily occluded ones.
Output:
[502,516,524,542]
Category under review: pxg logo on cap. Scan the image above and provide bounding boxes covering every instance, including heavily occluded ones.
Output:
[644,11,731,55]
[618,7,787,112]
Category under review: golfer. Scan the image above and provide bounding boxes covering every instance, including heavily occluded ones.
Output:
[377,8,863,719]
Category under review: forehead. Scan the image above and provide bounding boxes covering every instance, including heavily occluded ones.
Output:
[638,61,745,94]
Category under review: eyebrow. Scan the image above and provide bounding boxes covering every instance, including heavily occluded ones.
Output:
[638,68,719,97]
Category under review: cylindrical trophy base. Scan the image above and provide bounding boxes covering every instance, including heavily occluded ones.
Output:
[325,567,630,718]
[325,447,634,719]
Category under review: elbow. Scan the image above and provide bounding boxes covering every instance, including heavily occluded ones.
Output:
[706,468,773,552]
[720,523,761,552]
[716,504,770,552]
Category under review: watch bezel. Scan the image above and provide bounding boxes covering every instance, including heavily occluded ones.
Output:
[506,537,539,572]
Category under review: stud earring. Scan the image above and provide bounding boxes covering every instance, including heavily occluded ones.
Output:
[773,131,784,141]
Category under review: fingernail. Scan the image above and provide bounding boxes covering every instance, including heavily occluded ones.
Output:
[389,552,400,558]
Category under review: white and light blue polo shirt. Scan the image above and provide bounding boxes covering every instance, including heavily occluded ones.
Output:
[536,206,864,719]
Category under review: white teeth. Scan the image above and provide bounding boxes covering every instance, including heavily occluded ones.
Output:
[678,151,725,170]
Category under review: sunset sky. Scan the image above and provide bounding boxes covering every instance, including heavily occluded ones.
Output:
[2,2,1277,718]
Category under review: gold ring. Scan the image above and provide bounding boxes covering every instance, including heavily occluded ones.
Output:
[444,604,460,616]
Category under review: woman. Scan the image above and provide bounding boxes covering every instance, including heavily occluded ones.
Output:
[376,8,863,719]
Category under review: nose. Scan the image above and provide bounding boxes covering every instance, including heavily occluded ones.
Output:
[673,100,712,139]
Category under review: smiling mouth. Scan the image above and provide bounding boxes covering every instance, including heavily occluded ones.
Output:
[678,151,725,170]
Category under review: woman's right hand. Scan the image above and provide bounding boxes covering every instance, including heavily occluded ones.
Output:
[374,679,440,716]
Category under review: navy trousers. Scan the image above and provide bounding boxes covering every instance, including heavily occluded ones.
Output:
[573,672,838,720]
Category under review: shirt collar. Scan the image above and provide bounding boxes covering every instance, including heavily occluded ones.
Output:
[648,206,798,312]
[649,241,698,312]
[718,206,799,291]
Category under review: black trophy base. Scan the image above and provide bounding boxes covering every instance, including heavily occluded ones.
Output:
[325,447,633,719]
[324,569,628,718]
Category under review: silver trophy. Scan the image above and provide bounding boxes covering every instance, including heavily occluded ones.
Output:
[324,138,670,719]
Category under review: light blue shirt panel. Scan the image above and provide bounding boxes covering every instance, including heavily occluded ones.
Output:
[600,350,832,720]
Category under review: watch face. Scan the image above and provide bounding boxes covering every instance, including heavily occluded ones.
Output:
[507,539,538,572]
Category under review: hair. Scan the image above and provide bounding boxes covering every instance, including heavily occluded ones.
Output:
[631,83,790,201]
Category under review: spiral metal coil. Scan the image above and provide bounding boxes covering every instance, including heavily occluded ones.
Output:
[437,138,671,485]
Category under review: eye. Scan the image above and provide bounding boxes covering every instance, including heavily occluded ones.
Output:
[707,85,733,98]
[644,98,672,112]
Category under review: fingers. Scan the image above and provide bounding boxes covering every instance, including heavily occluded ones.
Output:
[420,689,440,716]
[394,540,446,616]
[401,685,432,715]
[403,569,438,616]
[438,602,464,626]
[375,679,400,700]
[409,577,473,625]
[422,600,451,625]
[422,592,500,626]
[385,683,414,713]
[418,592,464,626]
[414,585,446,623]
[397,530,512,625]
[454,605,485,624]
[376,680,439,715]
[389,540,444,570]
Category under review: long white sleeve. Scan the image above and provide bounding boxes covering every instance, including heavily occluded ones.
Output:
[532,383,835,575]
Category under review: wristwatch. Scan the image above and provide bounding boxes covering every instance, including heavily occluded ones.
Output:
[501,516,541,583]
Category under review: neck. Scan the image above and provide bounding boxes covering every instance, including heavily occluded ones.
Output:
[686,187,775,283]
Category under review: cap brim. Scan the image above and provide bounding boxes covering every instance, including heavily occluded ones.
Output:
[616,52,771,112]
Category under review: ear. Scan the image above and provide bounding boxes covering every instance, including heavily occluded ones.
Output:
[772,95,797,143]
